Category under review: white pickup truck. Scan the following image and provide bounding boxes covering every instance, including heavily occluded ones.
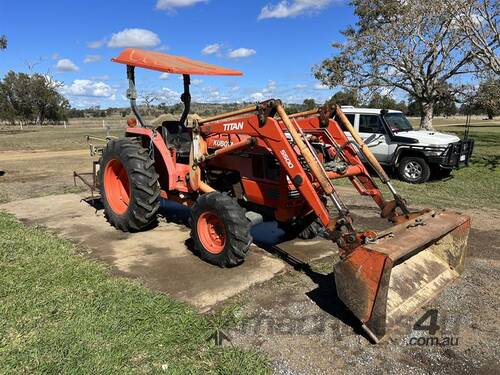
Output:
[338,107,474,183]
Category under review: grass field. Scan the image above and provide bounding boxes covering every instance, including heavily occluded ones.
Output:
[0,212,269,374]
[0,127,124,152]
[387,133,500,210]
[0,116,498,373]
[393,117,500,209]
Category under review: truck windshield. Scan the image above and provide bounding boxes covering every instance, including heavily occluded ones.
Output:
[384,113,413,132]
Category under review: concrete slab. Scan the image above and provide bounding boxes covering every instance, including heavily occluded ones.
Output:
[250,221,334,263]
[0,194,286,310]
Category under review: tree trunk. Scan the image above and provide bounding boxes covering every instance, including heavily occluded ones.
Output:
[419,102,434,130]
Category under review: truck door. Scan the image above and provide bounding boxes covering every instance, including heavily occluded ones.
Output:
[340,113,356,140]
[358,114,390,163]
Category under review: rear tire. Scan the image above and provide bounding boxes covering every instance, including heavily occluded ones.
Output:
[99,138,160,232]
[398,156,431,184]
[191,192,252,267]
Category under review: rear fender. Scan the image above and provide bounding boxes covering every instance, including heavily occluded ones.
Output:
[126,127,177,191]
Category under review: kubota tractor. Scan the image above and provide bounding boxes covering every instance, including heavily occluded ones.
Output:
[92,48,470,342]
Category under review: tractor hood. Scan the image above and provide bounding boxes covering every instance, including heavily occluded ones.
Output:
[395,130,460,146]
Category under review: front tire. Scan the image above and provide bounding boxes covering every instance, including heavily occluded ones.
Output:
[298,218,323,240]
[99,138,160,232]
[191,192,252,267]
[398,156,431,184]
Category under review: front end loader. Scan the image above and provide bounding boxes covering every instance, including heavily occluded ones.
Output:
[83,48,470,342]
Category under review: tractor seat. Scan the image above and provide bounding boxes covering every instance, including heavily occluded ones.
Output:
[158,121,192,156]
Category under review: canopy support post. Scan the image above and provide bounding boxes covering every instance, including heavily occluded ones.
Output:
[126,65,146,128]
[180,74,191,127]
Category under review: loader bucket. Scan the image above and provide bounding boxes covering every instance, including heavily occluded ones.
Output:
[334,210,470,342]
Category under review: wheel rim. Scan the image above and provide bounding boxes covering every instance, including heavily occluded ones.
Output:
[404,161,423,180]
[104,159,130,215]
[197,212,226,254]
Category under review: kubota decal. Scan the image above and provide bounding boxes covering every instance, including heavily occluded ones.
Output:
[280,149,294,169]
[213,139,232,147]
[223,122,244,131]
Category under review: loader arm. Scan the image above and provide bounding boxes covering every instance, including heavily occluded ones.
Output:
[196,101,471,343]
[198,111,331,226]
[95,49,472,343]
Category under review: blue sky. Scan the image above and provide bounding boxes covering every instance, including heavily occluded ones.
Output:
[0,0,355,108]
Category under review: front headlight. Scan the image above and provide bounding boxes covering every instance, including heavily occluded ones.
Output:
[426,145,448,156]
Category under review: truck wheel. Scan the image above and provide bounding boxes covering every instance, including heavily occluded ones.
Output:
[398,156,431,184]
[99,138,160,232]
[191,192,252,267]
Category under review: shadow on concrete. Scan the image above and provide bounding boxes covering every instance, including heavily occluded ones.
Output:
[81,196,367,340]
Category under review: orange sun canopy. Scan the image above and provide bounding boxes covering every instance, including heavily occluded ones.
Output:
[112,48,243,76]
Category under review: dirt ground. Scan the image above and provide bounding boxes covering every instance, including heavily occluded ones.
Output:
[225,202,500,375]
[0,147,499,375]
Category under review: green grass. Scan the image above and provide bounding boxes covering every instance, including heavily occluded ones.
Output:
[407,116,499,128]
[386,130,499,210]
[0,127,124,152]
[333,126,500,210]
[0,212,270,374]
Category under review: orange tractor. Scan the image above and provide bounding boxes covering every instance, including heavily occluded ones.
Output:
[93,48,470,342]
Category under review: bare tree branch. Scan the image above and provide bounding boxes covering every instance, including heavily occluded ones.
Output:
[445,0,499,75]
[314,0,480,129]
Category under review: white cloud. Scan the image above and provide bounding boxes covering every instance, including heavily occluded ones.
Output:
[202,43,221,55]
[84,55,101,64]
[263,80,277,94]
[258,0,333,20]
[61,80,115,98]
[295,83,307,89]
[156,0,207,11]
[159,72,170,80]
[231,86,240,92]
[107,28,161,48]
[314,82,329,90]
[191,79,203,85]
[250,92,265,101]
[55,59,79,72]
[87,39,105,49]
[51,53,60,60]
[228,48,256,59]
[158,87,182,104]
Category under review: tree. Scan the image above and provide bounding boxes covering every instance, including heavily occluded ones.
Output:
[329,88,360,106]
[366,93,409,113]
[446,0,499,75]
[140,91,159,116]
[314,0,478,130]
[0,71,69,124]
[0,35,6,50]
[303,98,316,111]
[473,78,500,118]
[368,93,396,109]
[435,98,458,117]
